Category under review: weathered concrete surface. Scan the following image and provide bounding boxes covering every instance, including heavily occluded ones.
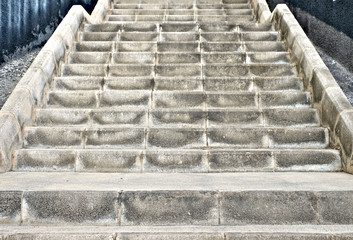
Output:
[271,3,353,173]
[0,0,352,233]
[1,172,353,192]
[1,225,353,239]
[0,173,353,225]
[2,225,353,239]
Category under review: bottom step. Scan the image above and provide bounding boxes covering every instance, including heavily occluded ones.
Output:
[1,225,353,239]
[0,172,353,226]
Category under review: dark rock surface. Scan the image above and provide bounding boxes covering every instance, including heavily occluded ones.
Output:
[0,48,40,109]
[0,0,98,64]
[316,47,353,105]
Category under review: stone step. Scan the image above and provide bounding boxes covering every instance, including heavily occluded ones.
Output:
[35,108,148,127]
[202,42,286,52]
[13,149,340,172]
[23,127,146,149]
[73,41,293,53]
[112,3,252,9]
[23,126,328,149]
[116,42,156,52]
[160,33,200,42]
[158,42,199,52]
[207,108,319,127]
[46,90,311,109]
[74,41,115,52]
[61,63,295,78]
[106,16,256,23]
[153,91,311,108]
[2,225,353,239]
[68,52,289,65]
[83,22,273,32]
[47,90,152,108]
[78,32,279,43]
[0,172,352,225]
[53,76,303,91]
[203,64,296,77]
[205,76,303,91]
[62,64,156,77]
[80,32,119,42]
[200,22,274,32]
[0,0,347,234]
[113,0,251,5]
[35,108,319,127]
[109,9,253,15]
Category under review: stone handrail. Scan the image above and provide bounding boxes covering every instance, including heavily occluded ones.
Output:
[0,0,111,172]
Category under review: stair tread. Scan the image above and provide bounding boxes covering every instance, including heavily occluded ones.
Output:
[1,225,353,234]
[0,172,349,191]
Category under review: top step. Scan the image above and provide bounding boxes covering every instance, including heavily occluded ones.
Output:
[114,0,250,4]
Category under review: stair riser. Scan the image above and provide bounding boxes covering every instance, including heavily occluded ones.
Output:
[106,16,255,22]
[79,32,278,43]
[35,109,319,127]
[46,91,310,109]
[14,150,340,172]
[68,52,289,64]
[53,77,303,92]
[73,42,286,53]
[83,22,274,33]
[61,64,296,78]
[23,127,328,149]
[109,9,253,15]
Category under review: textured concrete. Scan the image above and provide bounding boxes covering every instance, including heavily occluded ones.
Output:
[0,173,353,225]
[0,172,352,191]
[2,225,353,239]
[0,0,352,233]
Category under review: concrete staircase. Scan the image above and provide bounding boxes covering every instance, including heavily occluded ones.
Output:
[1,0,353,238]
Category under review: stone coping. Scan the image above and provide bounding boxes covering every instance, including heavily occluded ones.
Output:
[0,0,111,172]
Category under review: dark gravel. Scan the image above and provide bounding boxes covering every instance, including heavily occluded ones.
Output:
[316,47,353,105]
[0,48,41,109]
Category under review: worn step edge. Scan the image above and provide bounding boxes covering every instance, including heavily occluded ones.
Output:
[0,172,350,191]
[1,225,353,237]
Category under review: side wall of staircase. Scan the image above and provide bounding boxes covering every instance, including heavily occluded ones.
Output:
[0,0,352,174]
